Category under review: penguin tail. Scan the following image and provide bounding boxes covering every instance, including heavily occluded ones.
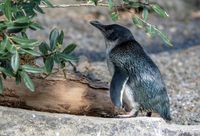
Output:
[161,111,171,121]
[160,105,171,121]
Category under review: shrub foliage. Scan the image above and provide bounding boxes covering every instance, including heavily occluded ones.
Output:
[0,0,77,92]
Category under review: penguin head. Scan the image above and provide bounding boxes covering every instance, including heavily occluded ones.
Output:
[90,20,134,43]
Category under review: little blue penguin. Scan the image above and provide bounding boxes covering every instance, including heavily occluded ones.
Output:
[90,20,171,120]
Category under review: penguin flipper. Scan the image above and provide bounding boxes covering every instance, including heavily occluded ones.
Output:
[110,66,128,108]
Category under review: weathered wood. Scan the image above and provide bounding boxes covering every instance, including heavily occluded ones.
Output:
[0,73,116,117]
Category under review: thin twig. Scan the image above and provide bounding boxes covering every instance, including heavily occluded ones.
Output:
[68,61,78,73]
[39,2,151,9]
[39,3,109,8]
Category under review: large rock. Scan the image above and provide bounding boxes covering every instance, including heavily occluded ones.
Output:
[0,106,199,136]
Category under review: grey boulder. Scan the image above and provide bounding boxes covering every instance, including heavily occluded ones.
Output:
[0,106,199,136]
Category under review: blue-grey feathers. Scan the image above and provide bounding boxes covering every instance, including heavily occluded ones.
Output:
[110,66,128,108]
[91,21,171,120]
[110,40,171,120]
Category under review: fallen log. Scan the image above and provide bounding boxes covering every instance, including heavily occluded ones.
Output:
[0,72,116,117]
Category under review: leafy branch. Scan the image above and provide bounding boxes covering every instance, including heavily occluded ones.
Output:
[0,0,77,92]
[43,0,171,46]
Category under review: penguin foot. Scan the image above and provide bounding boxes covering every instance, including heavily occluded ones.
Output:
[146,112,152,117]
[116,111,138,118]
[117,114,135,118]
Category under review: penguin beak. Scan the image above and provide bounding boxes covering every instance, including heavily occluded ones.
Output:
[90,20,106,33]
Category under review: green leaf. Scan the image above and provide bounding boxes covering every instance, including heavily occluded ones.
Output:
[15,72,21,85]
[22,65,45,74]
[0,23,7,31]
[20,48,41,56]
[58,30,64,45]
[90,0,98,6]
[29,22,44,30]
[4,0,12,21]
[0,67,15,77]
[62,43,77,54]
[45,56,54,74]
[0,36,9,51]
[42,0,54,8]
[156,29,173,46]
[132,16,144,28]
[49,28,59,51]
[111,12,119,21]
[6,41,16,53]
[11,51,19,72]
[6,26,24,33]
[34,5,45,14]
[19,71,35,92]
[0,76,3,94]
[53,54,61,64]
[128,1,141,8]
[152,4,169,18]
[39,42,49,55]
[142,8,149,21]
[11,36,40,48]
[58,53,78,62]
[108,0,113,10]
[2,35,16,53]
[145,25,156,36]
[15,17,30,24]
